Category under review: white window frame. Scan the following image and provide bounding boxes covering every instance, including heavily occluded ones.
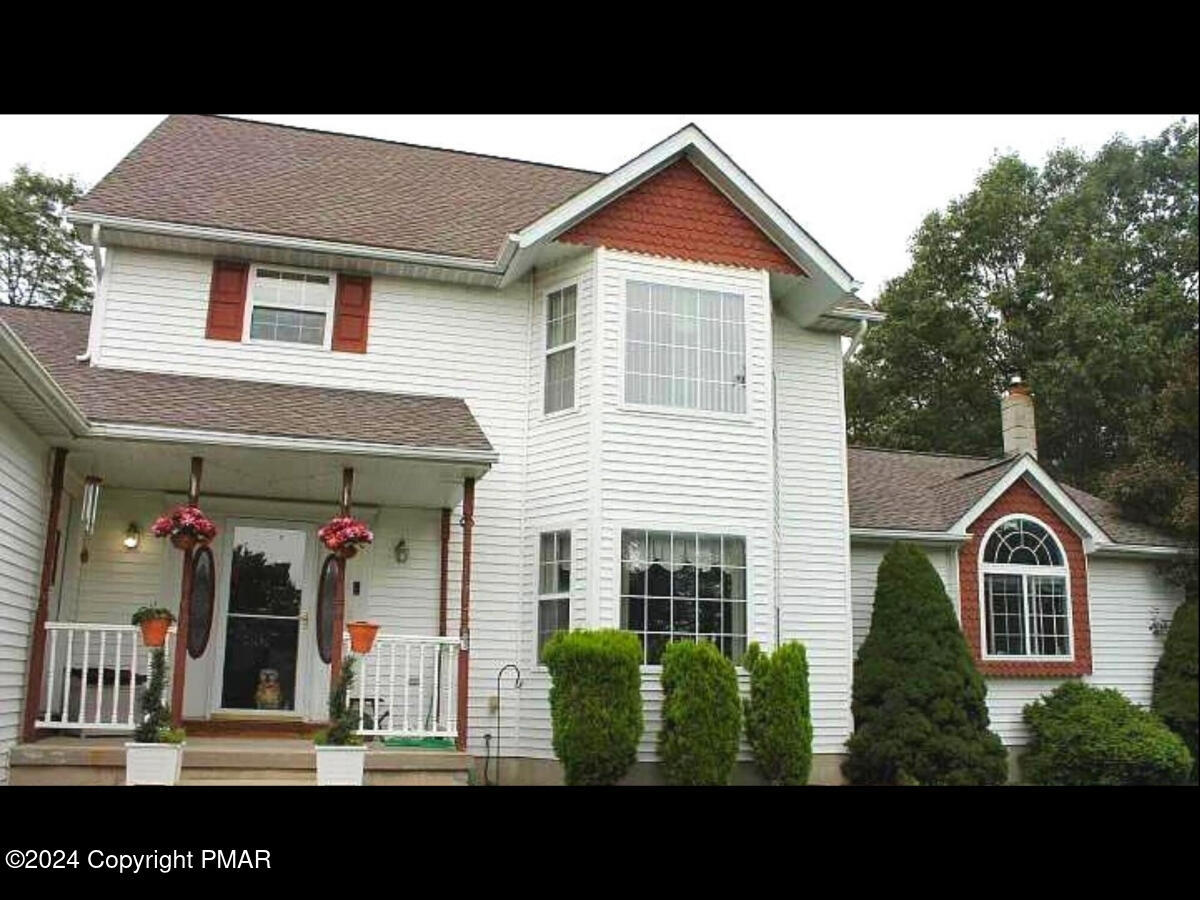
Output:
[535,529,572,663]
[620,277,749,419]
[543,282,578,415]
[978,513,1074,661]
[243,263,337,350]
[617,526,749,669]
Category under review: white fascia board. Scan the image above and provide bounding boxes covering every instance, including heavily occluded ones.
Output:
[823,306,886,323]
[850,527,971,544]
[509,124,857,292]
[0,321,90,435]
[66,211,502,274]
[87,421,499,467]
[947,454,1108,544]
[1089,542,1189,559]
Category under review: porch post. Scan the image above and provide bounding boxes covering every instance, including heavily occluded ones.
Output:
[20,447,67,743]
[328,467,354,697]
[456,478,475,752]
[170,456,203,728]
[438,507,450,637]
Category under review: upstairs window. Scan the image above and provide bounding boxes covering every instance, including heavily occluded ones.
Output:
[625,280,746,414]
[537,530,571,661]
[247,265,334,347]
[544,284,577,414]
[981,516,1071,658]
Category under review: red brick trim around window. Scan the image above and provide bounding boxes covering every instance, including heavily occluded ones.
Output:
[959,476,1093,677]
[559,159,807,276]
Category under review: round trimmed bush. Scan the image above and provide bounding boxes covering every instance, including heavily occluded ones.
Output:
[1023,680,1193,785]
[844,542,1007,785]
[543,629,643,785]
[743,641,813,785]
[1152,599,1198,781]
[658,639,741,785]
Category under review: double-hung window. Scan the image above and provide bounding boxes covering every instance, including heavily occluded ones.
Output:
[981,516,1072,658]
[247,265,335,347]
[537,530,571,660]
[625,280,746,414]
[544,285,577,414]
[620,529,747,665]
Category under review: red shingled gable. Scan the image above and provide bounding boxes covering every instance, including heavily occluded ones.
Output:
[959,477,1093,678]
[559,159,805,275]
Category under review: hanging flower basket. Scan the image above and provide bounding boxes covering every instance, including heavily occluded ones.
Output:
[131,607,176,648]
[318,516,374,559]
[346,621,381,654]
[152,505,217,551]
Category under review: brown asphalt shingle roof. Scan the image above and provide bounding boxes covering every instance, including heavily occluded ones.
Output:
[847,446,1178,547]
[0,306,493,455]
[73,115,604,261]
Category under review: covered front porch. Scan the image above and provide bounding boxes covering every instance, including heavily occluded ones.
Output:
[20,431,487,767]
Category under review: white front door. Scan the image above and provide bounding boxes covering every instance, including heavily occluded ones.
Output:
[213,524,316,717]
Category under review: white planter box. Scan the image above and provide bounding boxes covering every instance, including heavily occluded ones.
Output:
[125,742,185,786]
[315,745,367,785]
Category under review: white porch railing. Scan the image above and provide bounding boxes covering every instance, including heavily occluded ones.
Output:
[35,622,176,733]
[348,634,460,740]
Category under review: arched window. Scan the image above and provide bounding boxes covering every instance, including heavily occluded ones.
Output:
[980,516,1071,658]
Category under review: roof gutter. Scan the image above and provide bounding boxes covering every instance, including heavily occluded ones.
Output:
[843,319,870,361]
[0,321,91,436]
[850,527,971,544]
[1089,542,1190,559]
[66,211,505,275]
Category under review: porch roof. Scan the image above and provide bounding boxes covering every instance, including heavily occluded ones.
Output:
[0,306,494,461]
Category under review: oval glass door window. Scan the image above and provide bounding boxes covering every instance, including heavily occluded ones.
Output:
[188,546,216,658]
[316,554,340,665]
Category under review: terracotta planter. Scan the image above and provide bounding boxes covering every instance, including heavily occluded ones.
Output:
[170,533,197,551]
[139,617,172,648]
[338,544,359,560]
[347,621,380,654]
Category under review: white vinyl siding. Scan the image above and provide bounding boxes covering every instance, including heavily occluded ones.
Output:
[0,400,50,784]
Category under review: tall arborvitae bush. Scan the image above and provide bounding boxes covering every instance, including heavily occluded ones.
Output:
[543,629,643,785]
[1152,599,1198,780]
[844,542,1007,785]
[658,640,741,785]
[743,641,813,785]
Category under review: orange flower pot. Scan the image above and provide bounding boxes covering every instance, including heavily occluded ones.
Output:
[170,533,197,551]
[139,617,171,648]
[346,621,380,654]
[337,544,359,560]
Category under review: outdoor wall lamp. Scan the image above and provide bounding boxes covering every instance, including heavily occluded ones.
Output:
[393,539,409,564]
[123,522,141,550]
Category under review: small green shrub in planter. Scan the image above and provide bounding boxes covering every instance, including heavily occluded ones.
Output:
[743,641,812,785]
[1022,680,1193,785]
[542,629,643,785]
[1151,599,1198,781]
[658,639,741,785]
[844,542,1007,785]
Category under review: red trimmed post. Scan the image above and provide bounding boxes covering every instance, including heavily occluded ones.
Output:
[21,447,67,743]
[456,478,475,752]
[328,467,354,698]
[170,456,203,727]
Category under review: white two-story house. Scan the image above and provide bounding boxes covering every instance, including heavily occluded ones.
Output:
[0,116,1185,784]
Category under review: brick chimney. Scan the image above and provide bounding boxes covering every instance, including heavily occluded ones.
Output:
[1001,377,1037,458]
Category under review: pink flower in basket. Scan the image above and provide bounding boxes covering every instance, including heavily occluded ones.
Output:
[318,516,374,556]
[151,505,218,543]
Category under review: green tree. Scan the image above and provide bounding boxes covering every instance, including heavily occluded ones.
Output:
[844,543,1007,785]
[1151,599,1198,780]
[0,165,93,309]
[846,120,1198,498]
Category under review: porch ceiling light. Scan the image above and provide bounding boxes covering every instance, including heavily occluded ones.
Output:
[393,539,408,564]
[123,522,141,550]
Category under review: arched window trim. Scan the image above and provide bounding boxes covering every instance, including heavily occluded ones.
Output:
[978,514,1074,661]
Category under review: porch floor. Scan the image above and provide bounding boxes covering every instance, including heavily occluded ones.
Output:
[9,736,472,786]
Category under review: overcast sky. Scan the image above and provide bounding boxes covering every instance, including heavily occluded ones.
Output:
[1,114,1192,300]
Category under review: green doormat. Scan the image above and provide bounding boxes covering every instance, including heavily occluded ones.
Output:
[381,736,456,749]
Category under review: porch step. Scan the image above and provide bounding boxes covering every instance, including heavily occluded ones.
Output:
[9,738,472,786]
[179,778,316,786]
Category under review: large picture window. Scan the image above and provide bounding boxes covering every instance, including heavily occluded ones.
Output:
[620,529,746,665]
[247,265,334,347]
[625,280,746,414]
[981,516,1071,658]
[544,285,576,414]
[537,530,571,661]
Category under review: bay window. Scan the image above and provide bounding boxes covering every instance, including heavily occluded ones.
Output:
[537,530,571,660]
[544,284,577,414]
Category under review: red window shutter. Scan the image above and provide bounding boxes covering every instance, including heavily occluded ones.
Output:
[205,260,249,341]
[332,274,371,353]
